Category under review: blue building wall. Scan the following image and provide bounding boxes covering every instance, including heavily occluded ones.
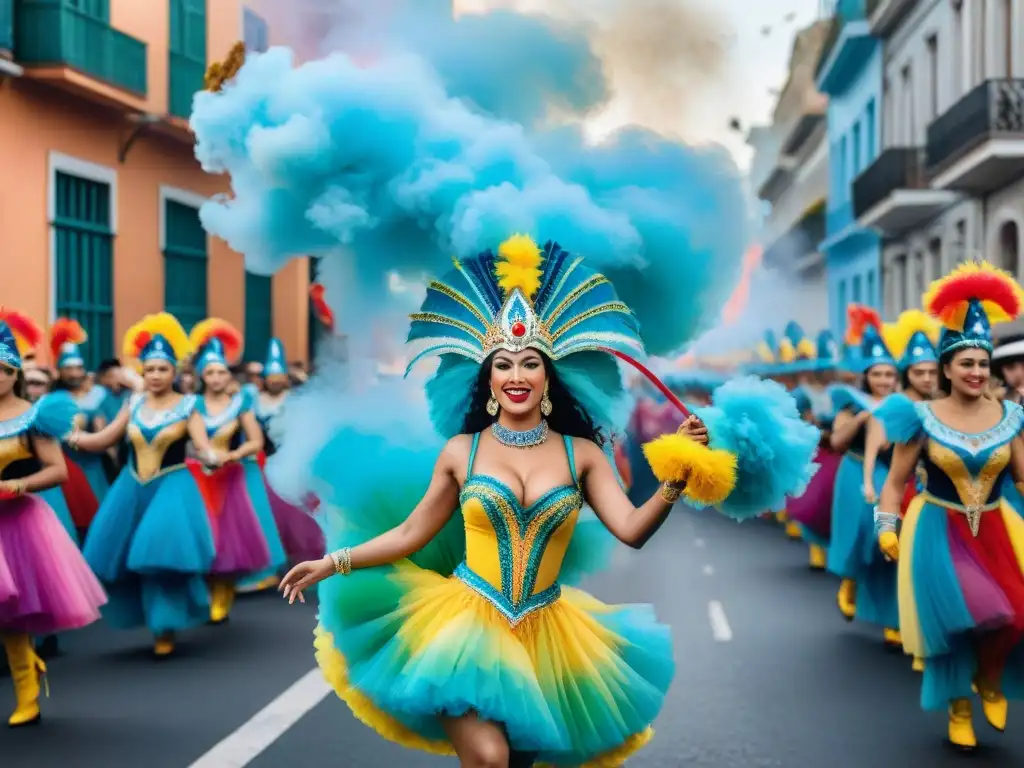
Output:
[819,6,883,339]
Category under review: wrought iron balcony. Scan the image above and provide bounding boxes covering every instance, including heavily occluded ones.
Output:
[927,78,1024,193]
[853,148,956,235]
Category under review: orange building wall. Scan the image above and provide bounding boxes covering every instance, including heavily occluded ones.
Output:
[0,1,308,366]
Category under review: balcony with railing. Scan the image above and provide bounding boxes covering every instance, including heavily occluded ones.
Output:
[14,0,147,97]
[926,78,1024,193]
[852,147,957,235]
[815,0,874,95]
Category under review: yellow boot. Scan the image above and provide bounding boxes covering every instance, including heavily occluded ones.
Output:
[836,579,856,622]
[785,520,803,540]
[153,632,175,658]
[976,683,1008,732]
[912,657,925,673]
[948,698,977,751]
[883,627,902,650]
[808,544,827,571]
[209,581,236,624]
[775,510,789,524]
[3,633,46,727]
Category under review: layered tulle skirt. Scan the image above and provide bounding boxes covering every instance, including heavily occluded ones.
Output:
[266,481,325,564]
[785,446,839,546]
[0,494,106,634]
[316,559,673,766]
[899,497,1024,710]
[238,459,288,585]
[827,454,898,627]
[82,466,216,635]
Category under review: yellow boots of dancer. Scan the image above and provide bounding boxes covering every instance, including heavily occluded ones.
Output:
[882,627,902,649]
[209,580,236,625]
[153,633,175,657]
[784,520,803,540]
[836,579,856,621]
[948,698,976,750]
[808,543,826,570]
[3,633,46,727]
[973,680,1008,732]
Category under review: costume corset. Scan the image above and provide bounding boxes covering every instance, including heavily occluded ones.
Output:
[0,404,42,481]
[126,394,196,482]
[195,392,246,453]
[456,432,584,626]
[917,402,1022,511]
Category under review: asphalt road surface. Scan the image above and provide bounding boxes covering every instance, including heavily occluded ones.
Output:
[3,508,1023,767]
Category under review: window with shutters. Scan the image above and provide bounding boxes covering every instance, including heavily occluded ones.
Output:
[54,171,114,371]
[163,199,207,333]
[168,0,207,118]
[244,271,273,362]
[243,7,269,53]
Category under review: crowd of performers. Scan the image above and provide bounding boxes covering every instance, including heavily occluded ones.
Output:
[0,310,323,727]
[620,261,1024,755]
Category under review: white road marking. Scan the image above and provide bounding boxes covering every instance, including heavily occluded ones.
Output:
[694,537,706,548]
[708,600,733,642]
[187,668,330,768]
[702,564,714,576]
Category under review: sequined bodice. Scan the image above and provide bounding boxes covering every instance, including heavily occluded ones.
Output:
[917,402,1023,511]
[127,394,196,482]
[456,433,584,625]
[0,403,42,480]
[197,393,245,453]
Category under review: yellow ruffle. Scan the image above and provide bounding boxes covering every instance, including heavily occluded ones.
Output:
[642,432,737,505]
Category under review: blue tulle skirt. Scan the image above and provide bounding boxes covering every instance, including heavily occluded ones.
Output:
[827,454,899,628]
[82,466,216,635]
[237,460,288,588]
[37,486,78,546]
[73,452,111,502]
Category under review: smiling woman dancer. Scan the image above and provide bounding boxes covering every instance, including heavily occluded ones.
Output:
[279,236,817,767]
[876,262,1024,752]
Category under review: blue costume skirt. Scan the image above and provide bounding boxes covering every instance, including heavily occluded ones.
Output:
[237,460,288,588]
[827,454,899,628]
[82,465,216,635]
[72,452,111,503]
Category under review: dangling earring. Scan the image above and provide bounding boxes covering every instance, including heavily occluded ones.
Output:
[487,392,500,417]
[541,385,553,417]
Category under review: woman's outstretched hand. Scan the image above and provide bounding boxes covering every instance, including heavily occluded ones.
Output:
[679,415,709,445]
[279,556,334,604]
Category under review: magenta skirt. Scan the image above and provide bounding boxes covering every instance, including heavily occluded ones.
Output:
[207,463,271,577]
[786,447,840,544]
[265,481,325,564]
[0,494,106,634]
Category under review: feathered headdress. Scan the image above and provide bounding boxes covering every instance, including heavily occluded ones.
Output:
[923,261,1024,356]
[813,329,839,371]
[408,235,643,437]
[0,308,42,369]
[884,309,940,369]
[122,313,192,367]
[755,330,777,364]
[190,318,243,372]
[49,318,88,369]
[845,304,895,371]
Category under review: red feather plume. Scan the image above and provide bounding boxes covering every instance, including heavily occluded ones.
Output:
[844,304,882,346]
[0,307,43,353]
[49,317,88,363]
[189,318,243,364]
[923,261,1024,329]
[310,283,335,332]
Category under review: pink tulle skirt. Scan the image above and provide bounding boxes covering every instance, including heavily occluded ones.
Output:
[0,494,106,634]
[785,446,840,543]
[190,462,271,577]
[265,481,325,564]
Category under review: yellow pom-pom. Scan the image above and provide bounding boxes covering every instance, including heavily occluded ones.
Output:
[777,338,796,364]
[495,234,543,299]
[796,338,816,359]
[642,433,737,505]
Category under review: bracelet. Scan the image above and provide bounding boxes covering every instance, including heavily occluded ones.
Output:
[67,429,81,450]
[329,547,352,576]
[873,506,899,534]
[660,483,683,504]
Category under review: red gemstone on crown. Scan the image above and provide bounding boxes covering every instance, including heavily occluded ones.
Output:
[511,321,526,337]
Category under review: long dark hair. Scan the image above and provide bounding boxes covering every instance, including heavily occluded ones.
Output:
[462,351,604,444]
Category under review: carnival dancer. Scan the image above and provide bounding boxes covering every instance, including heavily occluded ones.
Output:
[786,329,842,569]
[254,338,325,568]
[186,319,280,622]
[828,305,900,645]
[74,313,216,657]
[0,310,106,726]
[278,236,818,766]
[780,321,819,541]
[993,332,1024,405]
[875,262,1024,752]
[758,331,798,529]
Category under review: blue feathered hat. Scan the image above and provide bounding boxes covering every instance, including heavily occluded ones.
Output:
[195,338,228,372]
[750,330,777,376]
[265,338,288,378]
[784,321,817,373]
[0,310,42,371]
[407,235,644,437]
[814,329,839,371]
[924,262,1024,358]
[846,304,895,372]
[900,331,938,369]
[123,313,192,368]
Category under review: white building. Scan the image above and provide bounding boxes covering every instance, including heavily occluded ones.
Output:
[862,0,1024,323]
[748,19,832,331]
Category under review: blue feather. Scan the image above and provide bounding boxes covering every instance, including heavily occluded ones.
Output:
[829,383,875,414]
[33,391,78,439]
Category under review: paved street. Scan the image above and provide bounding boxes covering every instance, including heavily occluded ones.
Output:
[3,508,1023,767]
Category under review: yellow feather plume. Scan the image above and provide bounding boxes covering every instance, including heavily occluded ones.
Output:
[122,312,193,365]
[643,433,737,505]
[755,341,774,363]
[777,338,796,364]
[796,338,816,359]
[885,309,941,359]
[495,234,543,299]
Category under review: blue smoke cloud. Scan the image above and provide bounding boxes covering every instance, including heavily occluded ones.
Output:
[192,7,748,358]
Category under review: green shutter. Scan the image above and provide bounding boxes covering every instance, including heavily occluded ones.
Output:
[65,0,109,21]
[54,171,114,371]
[168,0,206,118]
[244,271,273,362]
[163,199,207,333]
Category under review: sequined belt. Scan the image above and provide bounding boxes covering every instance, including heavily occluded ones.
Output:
[453,562,561,627]
[920,492,1000,537]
